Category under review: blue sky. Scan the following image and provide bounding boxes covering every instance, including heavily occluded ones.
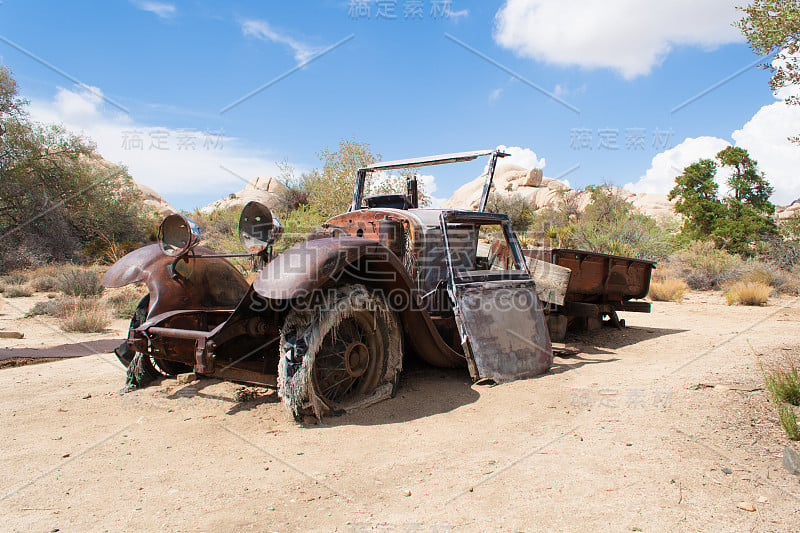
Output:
[2,0,798,209]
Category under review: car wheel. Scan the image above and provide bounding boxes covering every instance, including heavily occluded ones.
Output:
[278,284,402,420]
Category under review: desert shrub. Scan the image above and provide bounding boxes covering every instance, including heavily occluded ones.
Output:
[779,405,800,440]
[486,192,537,232]
[25,299,63,317]
[190,208,242,254]
[57,298,111,333]
[3,284,33,297]
[765,364,800,406]
[57,268,103,297]
[275,205,327,253]
[649,278,689,302]
[31,275,58,292]
[724,281,771,306]
[1,273,27,285]
[105,288,146,319]
[560,187,676,261]
[779,277,800,296]
[674,241,743,290]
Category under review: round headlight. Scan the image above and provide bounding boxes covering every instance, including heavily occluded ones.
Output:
[239,201,283,254]
[158,214,202,256]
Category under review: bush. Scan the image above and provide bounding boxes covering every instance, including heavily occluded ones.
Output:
[1,273,27,285]
[675,241,743,290]
[3,284,33,297]
[765,365,800,406]
[31,275,58,292]
[560,187,676,261]
[57,298,111,333]
[649,279,689,302]
[105,288,145,319]
[57,268,103,297]
[275,205,327,254]
[724,281,771,306]
[779,405,800,441]
[26,299,63,317]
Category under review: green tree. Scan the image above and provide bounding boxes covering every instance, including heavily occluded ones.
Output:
[301,139,430,218]
[0,66,148,270]
[668,159,725,240]
[716,146,774,213]
[737,1,800,141]
[669,147,777,256]
[301,139,380,218]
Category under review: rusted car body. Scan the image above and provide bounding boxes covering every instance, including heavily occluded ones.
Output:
[522,248,655,339]
[104,149,553,419]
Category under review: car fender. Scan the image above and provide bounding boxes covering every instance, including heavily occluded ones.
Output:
[254,237,464,368]
[102,244,249,317]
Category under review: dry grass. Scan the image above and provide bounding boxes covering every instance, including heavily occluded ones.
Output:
[103,286,146,319]
[57,268,103,297]
[649,278,689,303]
[724,281,771,306]
[57,298,111,333]
[3,284,33,297]
[675,241,742,290]
[765,360,800,406]
[779,405,800,441]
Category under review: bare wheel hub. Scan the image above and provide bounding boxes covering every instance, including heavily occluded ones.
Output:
[344,341,369,378]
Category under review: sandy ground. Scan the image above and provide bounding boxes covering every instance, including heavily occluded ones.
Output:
[1,292,799,532]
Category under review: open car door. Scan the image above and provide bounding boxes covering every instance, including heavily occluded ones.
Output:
[441,212,552,382]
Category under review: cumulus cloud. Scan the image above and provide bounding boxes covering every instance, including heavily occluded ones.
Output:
[494,0,742,79]
[627,71,800,206]
[241,19,317,64]
[732,100,800,205]
[498,145,546,170]
[28,85,281,209]
[132,1,176,19]
[624,136,731,195]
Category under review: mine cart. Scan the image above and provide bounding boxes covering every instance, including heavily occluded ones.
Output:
[103,149,553,419]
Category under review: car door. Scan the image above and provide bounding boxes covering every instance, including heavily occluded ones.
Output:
[440,212,552,382]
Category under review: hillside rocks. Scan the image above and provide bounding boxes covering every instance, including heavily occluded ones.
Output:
[135,182,177,217]
[777,199,800,221]
[443,164,678,221]
[200,176,289,214]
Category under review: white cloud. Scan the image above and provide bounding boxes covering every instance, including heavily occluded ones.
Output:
[449,9,470,20]
[498,145,546,170]
[489,87,503,102]
[28,86,281,209]
[494,0,742,79]
[418,174,447,208]
[627,69,800,205]
[132,1,176,19]
[732,100,800,205]
[625,136,731,195]
[241,19,317,64]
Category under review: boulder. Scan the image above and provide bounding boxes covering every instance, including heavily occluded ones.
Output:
[443,165,677,220]
[201,176,290,214]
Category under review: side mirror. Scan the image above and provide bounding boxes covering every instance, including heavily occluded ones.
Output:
[239,201,283,254]
[158,214,202,256]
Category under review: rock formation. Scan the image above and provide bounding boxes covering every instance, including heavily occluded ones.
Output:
[200,176,290,214]
[443,164,678,221]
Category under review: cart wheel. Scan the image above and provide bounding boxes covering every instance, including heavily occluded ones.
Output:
[117,295,191,380]
[278,284,402,420]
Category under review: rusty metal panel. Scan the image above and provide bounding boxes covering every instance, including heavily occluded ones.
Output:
[452,280,552,382]
[550,249,655,303]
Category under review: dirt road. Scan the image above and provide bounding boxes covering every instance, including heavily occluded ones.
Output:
[1,292,799,532]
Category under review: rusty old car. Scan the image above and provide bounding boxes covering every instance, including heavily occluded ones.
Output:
[103,149,555,419]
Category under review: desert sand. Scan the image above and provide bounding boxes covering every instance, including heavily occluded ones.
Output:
[1,292,799,532]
